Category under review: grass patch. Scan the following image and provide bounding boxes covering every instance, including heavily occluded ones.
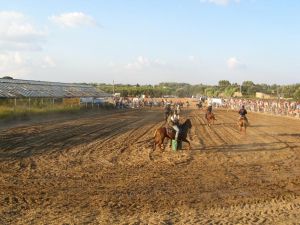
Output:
[0,105,82,120]
[0,102,116,121]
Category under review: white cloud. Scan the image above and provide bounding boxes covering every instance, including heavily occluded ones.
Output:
[42,56,56,68]
[108,61,115,67]
[0,52,31,76]
[126,56,166,70]
[0,11,46,51]
[227,57,246,70]
[50,12,98,28]
[188,55,196,61]
[200,0,240,6]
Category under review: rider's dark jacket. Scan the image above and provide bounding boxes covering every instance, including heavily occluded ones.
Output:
[164,105,171,113]
[239,108,247,116]
[207,106,212,113]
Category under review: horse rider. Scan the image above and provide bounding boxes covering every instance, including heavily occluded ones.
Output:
[169,111,180,141]
[164,102,172,121]
[197,100,202,109]
[239,105,248,124]
[186,101,190,108]
[205,104,213,119]
[175,104,181,114]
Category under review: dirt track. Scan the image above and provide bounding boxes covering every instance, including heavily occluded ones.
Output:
[0,108,300,224]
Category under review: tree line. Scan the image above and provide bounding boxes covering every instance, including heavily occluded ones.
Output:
[2,76,299,100]
[94,80,300,101]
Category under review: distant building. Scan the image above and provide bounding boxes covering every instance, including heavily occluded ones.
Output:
[114,93,121,98]
[233,92,243,97]
[256,92,272,99]
[0,78,111,99]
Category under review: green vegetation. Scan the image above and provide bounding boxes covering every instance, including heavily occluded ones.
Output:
[96,81,300,100]
[0,105,81,120]
[0,98,115,120]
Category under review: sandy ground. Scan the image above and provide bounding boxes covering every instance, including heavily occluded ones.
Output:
[0,108,300,224]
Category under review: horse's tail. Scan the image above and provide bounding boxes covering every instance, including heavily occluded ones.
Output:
[154,129,158,138]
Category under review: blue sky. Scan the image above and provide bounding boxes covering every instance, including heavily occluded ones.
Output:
[0,0,299,85]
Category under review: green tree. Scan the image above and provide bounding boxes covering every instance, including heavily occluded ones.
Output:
[294,87,300,100]
[242,81,255,86]
[218,80,231,87]
[224,86,238,97]
[2,76,13,79]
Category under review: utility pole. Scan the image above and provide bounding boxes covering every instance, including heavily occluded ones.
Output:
[277,86,280,103]
[240,84,242,96]
[113,80,115,95]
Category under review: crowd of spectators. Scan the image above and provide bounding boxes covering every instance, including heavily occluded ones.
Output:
[114,96,300,119]
[223,98,300,118]
[113,97,190,109]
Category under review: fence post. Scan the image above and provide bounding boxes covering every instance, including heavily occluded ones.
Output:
[28,98,31,112]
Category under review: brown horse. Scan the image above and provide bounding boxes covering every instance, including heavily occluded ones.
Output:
[153,119,192,150]
[238,117,248,133]
[205,112,216,127]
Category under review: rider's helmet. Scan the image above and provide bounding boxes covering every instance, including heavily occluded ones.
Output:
[242,105,245,109]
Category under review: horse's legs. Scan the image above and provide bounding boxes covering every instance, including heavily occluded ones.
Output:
[182,138,191,150]
[160,136,165,150]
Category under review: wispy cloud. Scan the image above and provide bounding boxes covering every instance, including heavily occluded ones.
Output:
[126,56,166,70]
[49,12,98,28]
[200,0,240,6]
[188,55,196,61]
[42,56,56,68]
[187,55,203,64]
[0,52,31,76]
[0,11,46,51]
[227,57,246,70]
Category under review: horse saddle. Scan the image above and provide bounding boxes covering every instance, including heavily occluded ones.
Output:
[240,116,247,120]
[166,127,175,136]
[166,126,181,137]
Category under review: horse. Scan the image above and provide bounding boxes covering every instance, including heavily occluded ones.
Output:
[196,103,203,109]
[205,112,216,127]
[153,119,192,150]
[237,116,248,133]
